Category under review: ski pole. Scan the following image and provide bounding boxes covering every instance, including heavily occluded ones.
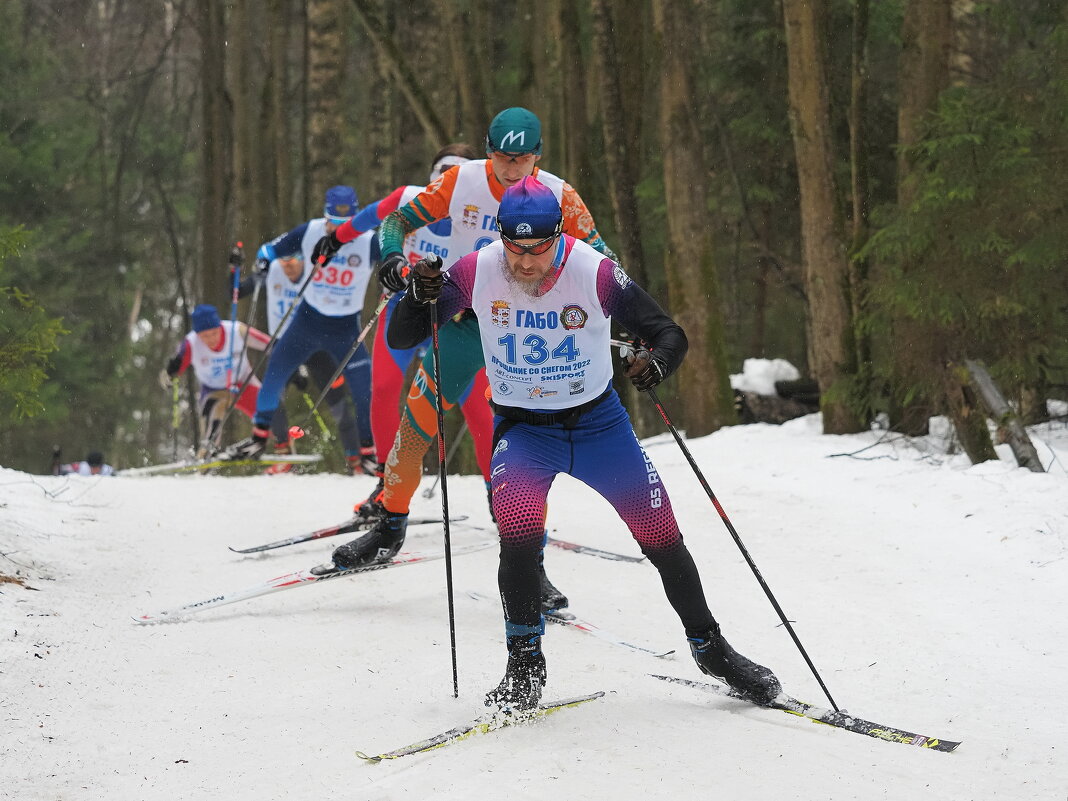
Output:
[287,292,392,439]
[232,268,264,389]
[422,421,469,499]
[171,376,181,461]
[224,242,243,399]
[428,283,459,698]
[301,392,333,440]
[613,339,841,712]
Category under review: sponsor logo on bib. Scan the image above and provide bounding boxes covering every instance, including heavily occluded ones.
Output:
[462,205,479,229]
[561,304,588,330]
[491,300,511,328]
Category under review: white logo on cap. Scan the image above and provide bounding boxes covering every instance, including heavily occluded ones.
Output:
[515,222,533,236]
[500,130,525,149]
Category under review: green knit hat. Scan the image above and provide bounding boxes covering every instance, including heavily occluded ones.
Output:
[486,107,543,155]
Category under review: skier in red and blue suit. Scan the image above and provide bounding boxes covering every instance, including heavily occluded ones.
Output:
[231,186,377,472]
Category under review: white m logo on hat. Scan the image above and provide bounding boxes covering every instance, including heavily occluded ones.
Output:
[500,130,525,149]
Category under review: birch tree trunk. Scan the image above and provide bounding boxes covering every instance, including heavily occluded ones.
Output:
[782,0,863,434]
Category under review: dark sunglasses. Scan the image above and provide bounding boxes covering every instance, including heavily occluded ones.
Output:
[501,232,558,255]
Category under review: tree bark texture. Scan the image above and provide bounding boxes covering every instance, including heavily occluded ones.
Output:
[307,0,345,197]
[897,0,952,206]
[652,0,735,436]
[965,360,1043,471]
[349,0,448,149]
[443,1,489,143]
[944,362,998,465]
[196,0,232,306]
[590,0,646,285]
[782,0,863,434]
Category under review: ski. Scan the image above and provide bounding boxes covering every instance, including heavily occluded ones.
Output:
[467,591,674,658]
[355,691,605,762]
[546,537,645,563]
[133,541,495,624]
[119,453,322,477]
[228,514,471,554]
[650,674,961,753]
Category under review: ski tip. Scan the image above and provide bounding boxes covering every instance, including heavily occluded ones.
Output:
[354,750,383,763]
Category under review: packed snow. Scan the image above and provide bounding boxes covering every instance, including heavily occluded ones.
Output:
[2,412,1067,800]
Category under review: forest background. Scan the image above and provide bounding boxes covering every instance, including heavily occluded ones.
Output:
[1,0,1066,474]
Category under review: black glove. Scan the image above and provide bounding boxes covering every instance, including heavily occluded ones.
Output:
[254,257,270,276]
[228,243,244,269]
[165,354,182,376]
[378,253,410,293]
[408,255,444,305]
[311,232,342,265]
[625,346,667,392]
[289,366,309,391]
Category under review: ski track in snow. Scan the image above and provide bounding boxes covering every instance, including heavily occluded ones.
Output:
[2,415,1067,800]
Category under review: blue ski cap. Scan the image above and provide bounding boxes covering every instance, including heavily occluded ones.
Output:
[191,304,222,332]
[323,185,358,220]
[496,176,561,240]
[486,107,542,155]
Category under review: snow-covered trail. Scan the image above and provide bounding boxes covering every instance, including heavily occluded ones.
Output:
[3,417,1067,800]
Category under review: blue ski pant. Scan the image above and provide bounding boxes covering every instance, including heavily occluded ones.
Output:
[253,303,372,450]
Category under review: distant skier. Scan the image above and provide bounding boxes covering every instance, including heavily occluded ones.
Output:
[238,252,363,474]
[161,303,292,458]
[52,449,114,476]
[228,186,377,474]
[384,177,783,711]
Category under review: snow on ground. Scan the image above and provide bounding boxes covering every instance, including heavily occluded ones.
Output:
[2,415,1067,800]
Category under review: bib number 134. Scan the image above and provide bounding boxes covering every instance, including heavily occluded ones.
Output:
[497,333,580,366]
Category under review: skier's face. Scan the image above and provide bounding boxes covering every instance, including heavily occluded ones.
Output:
[502,235,559,296]
[489,150,540,188]
[281,256,304,282]
[197,326,223,350]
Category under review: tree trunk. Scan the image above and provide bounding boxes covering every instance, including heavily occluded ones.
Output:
[443,1,488,142]
[307,0,345,196]
[898,0,952,206]
[589,0,646,284]
[849,0,873,414]
[782,0,863,434]
[965,360,1043,471]
[652,0,735,436]
[549,0,587,183]
[349,0,448,148]
[944,362,998,465]
[267,0,293,226]
[889,0,953,435]
[196,0,231,305]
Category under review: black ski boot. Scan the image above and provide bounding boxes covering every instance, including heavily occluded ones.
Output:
[332,513,408,569]
[538,552,568,613]
[485,633,547,712]
[688,621,781,705]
